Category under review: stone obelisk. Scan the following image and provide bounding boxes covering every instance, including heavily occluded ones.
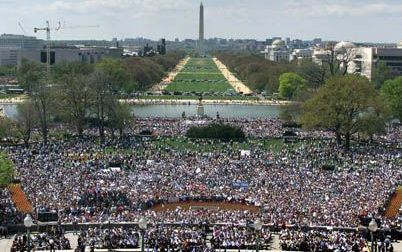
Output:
[198,2,204,57]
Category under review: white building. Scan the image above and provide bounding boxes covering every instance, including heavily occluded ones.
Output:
[262,39,290,62]
[313,41,402,80]
[291,49,313,61]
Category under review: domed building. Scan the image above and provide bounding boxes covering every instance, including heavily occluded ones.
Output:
[334,41,356,52]
[262,39,290,62]
[272,39,286,48]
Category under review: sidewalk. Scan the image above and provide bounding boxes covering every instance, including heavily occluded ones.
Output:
[213,58,253,94]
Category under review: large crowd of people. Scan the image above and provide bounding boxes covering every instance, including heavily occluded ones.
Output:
[279,229,395,252]
[77,226,139,250]
[211,225,272,250]
[10,227,71,251]
[0,117,401,251]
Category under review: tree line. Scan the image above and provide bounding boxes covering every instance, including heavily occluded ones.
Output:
[216,48,402,150]
[0,51,186,146]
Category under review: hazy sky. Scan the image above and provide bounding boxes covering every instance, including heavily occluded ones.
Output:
[0,0,401,43]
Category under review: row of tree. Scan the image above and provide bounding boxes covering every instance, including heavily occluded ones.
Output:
[0,51,185,146]
[221,45,402,150]
[215,44,398,96]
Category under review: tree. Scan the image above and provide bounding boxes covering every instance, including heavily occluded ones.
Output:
[95,58,128,92]
[278,72,306,99]
[372,62,398,89]
[90,70,116,144]
[107,101,132,139]
[0,117,15,142]
[54,62,95,138]
[18,59,53,144]
[301,74,385,149]
[17,59,45,94]
[31,80,54,145]
[381,77,402,121]
[324,42,357,77]
[296,59,326,90]
[14,100,37,147]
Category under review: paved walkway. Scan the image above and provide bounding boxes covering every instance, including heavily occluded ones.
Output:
[151,56,190,91]
[213,58,253,94]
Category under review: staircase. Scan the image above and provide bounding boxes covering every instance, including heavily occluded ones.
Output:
[385,186,402,218]
[8,183,33,213]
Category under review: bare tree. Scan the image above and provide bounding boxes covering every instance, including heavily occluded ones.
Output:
[57,74,94,138]
[14,100,37,147]
[324,42,357,77]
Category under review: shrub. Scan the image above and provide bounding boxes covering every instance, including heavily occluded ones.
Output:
[186,123,245,141]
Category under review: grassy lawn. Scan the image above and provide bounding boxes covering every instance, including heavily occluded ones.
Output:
[166,57,232,93]
[175,72,227,81]
[165,81,233,92]
[138,95,259,100]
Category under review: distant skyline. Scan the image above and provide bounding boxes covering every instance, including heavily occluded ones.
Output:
[0,0,402,43]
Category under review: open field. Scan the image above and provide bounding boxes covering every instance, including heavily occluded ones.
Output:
[175,72,227,81]
[166,57,234,93]
[165,81,233,92]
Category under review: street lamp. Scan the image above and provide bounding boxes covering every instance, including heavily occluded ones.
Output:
[108,217,112,252]
[254,218,263,252]
[138,217,148,252]
[24,214,34,252]
[368,218,378,252]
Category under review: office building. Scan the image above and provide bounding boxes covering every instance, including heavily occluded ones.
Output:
[18,47,123,67]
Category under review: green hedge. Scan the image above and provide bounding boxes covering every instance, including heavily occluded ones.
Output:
[186,123,245,141]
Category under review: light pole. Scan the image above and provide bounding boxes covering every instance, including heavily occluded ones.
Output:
[254,218,262,252]
[138,217,148,252]
[108,217,112,252]
[368,218,378,252]
[24,214,34,252]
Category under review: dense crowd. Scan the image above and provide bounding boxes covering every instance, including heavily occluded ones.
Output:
[0,118,400,228]
[0,118,401,251]
[132,117,334,139]
[211,225,272,250]
[0,189,21,226]
[144,225,206,251]
[279,229,394,252]
[11,227,71,251]
[77,226,139,250]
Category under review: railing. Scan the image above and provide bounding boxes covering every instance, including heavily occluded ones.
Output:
[3,221,401,238]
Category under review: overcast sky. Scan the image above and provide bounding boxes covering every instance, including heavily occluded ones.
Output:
[0,0,401,43]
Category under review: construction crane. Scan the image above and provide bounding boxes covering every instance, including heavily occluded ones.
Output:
[18,22,26,48]
[18,22,26,35]
[34,21,61,81]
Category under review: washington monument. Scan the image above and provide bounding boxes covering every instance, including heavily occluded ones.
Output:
[198,2,205,56]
